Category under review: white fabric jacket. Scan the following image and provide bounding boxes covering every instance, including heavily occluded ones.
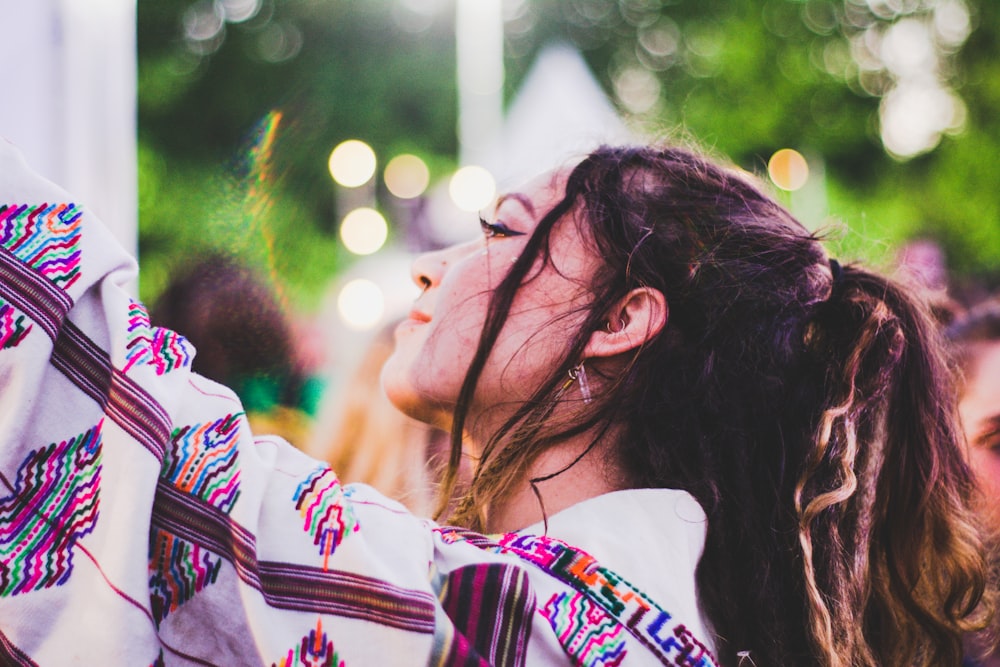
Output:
[0,138,718,666]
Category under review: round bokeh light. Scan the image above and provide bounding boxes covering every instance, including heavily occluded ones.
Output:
[449,165,496,212]
[767,149,810,191]
[329,140,377,188]
[384,154,431,199]
[340,207,389,255]
[337,278,385,331]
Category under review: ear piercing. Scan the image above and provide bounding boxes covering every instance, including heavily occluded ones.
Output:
[605,318,626,333]
[568,362,592,403]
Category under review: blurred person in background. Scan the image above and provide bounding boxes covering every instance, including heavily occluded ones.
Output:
[945,296,1000,667]
[152,254,322,448]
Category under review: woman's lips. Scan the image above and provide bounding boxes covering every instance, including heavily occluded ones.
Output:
[407,309,431,323]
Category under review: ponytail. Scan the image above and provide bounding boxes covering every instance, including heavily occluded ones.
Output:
[796,263,991,666]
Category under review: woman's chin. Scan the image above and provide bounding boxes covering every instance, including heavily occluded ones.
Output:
[381,377,448,430]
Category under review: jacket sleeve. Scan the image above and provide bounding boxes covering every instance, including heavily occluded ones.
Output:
[0,138,447,666]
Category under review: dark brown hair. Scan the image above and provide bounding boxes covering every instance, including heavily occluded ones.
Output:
[435,145,991,666]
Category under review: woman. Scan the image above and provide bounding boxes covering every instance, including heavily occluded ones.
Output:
[945,298,1000,666]
[947,298,1000,521]
[382,145,995,665]
[0,140,990,665]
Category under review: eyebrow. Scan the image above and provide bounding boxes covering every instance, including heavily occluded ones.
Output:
[494,192,535,217]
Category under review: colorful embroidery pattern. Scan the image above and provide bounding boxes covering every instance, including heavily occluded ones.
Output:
[541,592,626,667]
[148,531,224,623]
[163,415,242,510]
[152,481,437,632]
[124,301,192,376]
[438,529,718,667]
[0,299,31,349]
[149,415,242,622]
[437,563,534,667]
[0,203,83,290]
[0,422,103,597]
[293,466,359,568]
[272,618,345,667]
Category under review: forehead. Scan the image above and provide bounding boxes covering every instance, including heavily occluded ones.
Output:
[965,342,1000,395]
[493,170,569,222]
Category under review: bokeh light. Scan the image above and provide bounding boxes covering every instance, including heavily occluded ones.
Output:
[183,0,223,42]
[449,166,497,212]
[337,278,385,331]
[219,0,260,23]
[880,82,965,158]
[182,0,225,54]
[340,207,389,255]
[768,149,810,191]
[384,154,431,199]
[328,140,377,187]
[256,22,303,63]
[613,66,661,114]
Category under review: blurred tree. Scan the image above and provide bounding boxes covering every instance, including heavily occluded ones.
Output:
[138,0,1000,309]
[138,0,458,306]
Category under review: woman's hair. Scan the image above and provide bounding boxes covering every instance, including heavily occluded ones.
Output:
[436,145,992,666]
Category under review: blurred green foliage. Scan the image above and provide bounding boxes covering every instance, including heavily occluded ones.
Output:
[138,0,1000,310]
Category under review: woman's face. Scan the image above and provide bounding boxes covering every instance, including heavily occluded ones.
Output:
[959,341,1000,520]
[382,169,597,432]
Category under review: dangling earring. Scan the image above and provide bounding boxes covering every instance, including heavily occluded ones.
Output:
[567,362,592,404]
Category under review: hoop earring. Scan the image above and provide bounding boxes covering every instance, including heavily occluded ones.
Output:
[567,362,592,404]
[605,318,626,333]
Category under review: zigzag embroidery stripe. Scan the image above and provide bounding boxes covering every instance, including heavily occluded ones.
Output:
[0,424,103,597]
[0,299,32,349]
[0,203,82,290]
[541,592,627,667]
[149,530,224,622]
[124,300,192,376]
[52,320,170,462]
[497,534,718,667]
[437,528,718,667]
[293,466,359,560]
[166,416,242,511]
[151,482,437,633]
[0,245,72,342]
[274,618,344,667]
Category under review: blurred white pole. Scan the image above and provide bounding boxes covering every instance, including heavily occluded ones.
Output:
[455,0,503,167]
[0,0,137,262]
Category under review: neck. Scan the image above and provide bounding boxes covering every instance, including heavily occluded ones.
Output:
[483,434,627,534]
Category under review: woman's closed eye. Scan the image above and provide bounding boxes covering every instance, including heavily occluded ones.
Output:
[974,415,1000,452]
[479,215,526,239]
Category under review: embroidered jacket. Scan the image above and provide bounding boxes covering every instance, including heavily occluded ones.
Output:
[0,138,718,666]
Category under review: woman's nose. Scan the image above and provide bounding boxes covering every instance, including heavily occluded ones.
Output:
[410,246,449,292]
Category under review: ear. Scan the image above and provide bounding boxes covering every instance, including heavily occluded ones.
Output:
[583,287,668,359]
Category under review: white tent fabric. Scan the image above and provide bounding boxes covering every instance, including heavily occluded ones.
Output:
[482,42,637,191]
[0,0,137,260]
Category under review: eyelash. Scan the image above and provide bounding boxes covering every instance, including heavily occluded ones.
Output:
[977,424,1000,452]
[479,215,525,239]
